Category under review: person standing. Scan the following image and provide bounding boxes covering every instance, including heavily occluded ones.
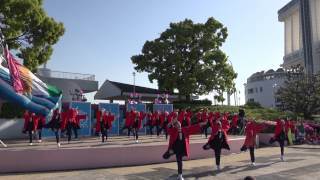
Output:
[36,114,46,143]
[270,119,288,161]
[240,119,265,166]
[162,115,205,180]
[23,112,38,146]
[46,109,62,147]
[203,120,230,171]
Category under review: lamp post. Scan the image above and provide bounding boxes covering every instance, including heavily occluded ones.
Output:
[133,72,136,96]
[272,83,277,108]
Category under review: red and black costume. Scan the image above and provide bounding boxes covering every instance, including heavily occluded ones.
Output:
[132,111,145,141]
[240,121,265,164]
[144,112,155,135]
[228,114,239,135]
[163,124,202,176]
[67,108,79,142]
[160,111,170,140]
[23,112,38,144]
[122,110,135,137]
[154,111,162,137]
[270,119,289,158]
[37,114,46,141]
[45,109,62,144]
[203,120,230,168]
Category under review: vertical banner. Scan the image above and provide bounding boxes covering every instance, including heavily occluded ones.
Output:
[153,104,174,113]
[126,103,146,134]
[70,102,91,137]
[98,103,120,136]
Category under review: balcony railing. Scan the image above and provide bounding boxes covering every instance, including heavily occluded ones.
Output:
[37,68,95,81]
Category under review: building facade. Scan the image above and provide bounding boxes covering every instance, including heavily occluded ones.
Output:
[244,69,286,108]
[279,0,320,74]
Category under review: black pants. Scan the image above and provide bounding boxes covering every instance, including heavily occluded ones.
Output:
[279,140,284,155]
[204,124,210,138]
[134,128,139,140]
[176,154,183,174]
[67,124,73,142]
[73,125,78,139]
[249,147,255,163]
[122,126,132,137]
[214,148,221,166]
[156,125,161,136]
[149,126,154,135]
[38,129,42,140]
[54,130,60,143]
[28,130,33,143]
[163,127,168,140]
[101,129,107,142]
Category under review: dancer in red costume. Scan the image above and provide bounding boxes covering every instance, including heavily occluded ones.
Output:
[203,119,230,171]
[23,111,38,146]
[45,109,63,147]
[163,113,205,180]
[122,108,135,137]
[270,119,288,161]
[240,119,265,166]
[132,111,145,143]
[36,114,46,143]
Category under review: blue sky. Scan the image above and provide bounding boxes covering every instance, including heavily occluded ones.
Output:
[43,0,290,105]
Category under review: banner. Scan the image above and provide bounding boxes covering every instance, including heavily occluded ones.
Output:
[153,104,174,113]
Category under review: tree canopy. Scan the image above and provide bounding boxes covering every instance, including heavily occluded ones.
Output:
[131,17,237,100]
[0,0,65,71]
[276,66,320,119]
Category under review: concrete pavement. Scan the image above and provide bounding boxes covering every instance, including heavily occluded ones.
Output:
[1,145,319,180]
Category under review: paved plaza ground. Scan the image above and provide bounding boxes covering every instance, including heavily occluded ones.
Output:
[0,144,319,180]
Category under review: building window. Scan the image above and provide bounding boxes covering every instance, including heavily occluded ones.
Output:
[255,88,258,93]
[248,98,254,102]
[248,88,254,94]
[260,87,263,92]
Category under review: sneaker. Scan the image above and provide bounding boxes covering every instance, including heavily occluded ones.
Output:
[280,155,284,161]
[57,143,61,148]
[217,165,221,171]
[177,174,184,180]
[135,140,139,143]
[251,162,256,166]
[29,143,33,146]
[38,140,42,143]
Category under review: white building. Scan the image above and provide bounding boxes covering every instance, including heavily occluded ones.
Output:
[245,0,320,108]
[279,0,320,74]
[244,69,286,108]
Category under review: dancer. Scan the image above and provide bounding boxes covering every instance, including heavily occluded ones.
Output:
[160,111,170,140]
[154,111,162,137]
[105,111,115,141]
[132,111,145,143]
[23,112,38,146]
[122,109,135,137]
[68,107,79,141]
[162,113,205,180]
[203,120,230,170]
[36,114,46,143]
[201,108,209,136]
[240,119,265,166]
[46,109,62,147]
[178,109,189,127]
[229,113,239,135]
[196,109,203,124]
[144,111,155,136]
[270,119,288,161]
[95,108,103,136]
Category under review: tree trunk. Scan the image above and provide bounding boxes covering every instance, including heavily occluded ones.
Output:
[186,94,191,102]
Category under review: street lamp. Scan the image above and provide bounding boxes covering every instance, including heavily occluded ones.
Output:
[272,83,278,108]
[133,72,136,96]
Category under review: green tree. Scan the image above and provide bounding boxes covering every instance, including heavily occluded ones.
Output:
[0,0,65,71]
[276,66,320,119]
[131,17,237,101]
